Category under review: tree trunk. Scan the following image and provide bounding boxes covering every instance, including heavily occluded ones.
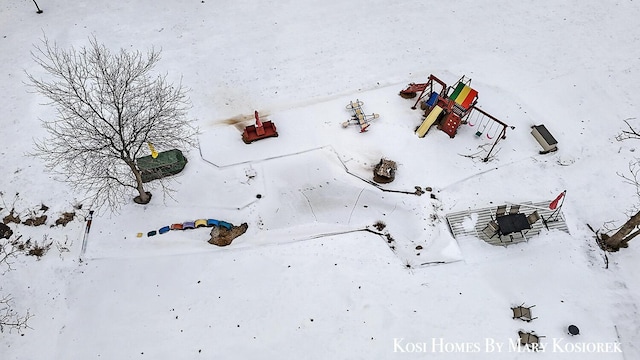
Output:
[124,158,150,204]
[133,170,151,204]
[604,210,640,250]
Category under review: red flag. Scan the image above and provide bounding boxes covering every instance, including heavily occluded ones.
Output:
[549,191,566,210]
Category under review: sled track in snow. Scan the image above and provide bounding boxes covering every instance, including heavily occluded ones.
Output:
[197,140,423,196]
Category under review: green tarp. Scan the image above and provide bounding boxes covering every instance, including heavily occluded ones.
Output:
[137,149,188,183]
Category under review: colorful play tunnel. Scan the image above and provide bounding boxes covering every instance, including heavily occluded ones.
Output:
[146,218,233,237]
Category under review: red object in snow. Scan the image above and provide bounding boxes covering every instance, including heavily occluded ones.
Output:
[440,112,462,138]
[399,82,429,99]
[242,111,278,144]
[434,98,463,138]
[254,110,263,128]
[549,190,566,210]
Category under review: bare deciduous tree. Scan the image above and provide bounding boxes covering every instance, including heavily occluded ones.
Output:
[598,119,640,251]
[0,238,20,274]
[0,293,32,334]
[598,211,640,251]
[27,36,198,211]
[1,237,32,333]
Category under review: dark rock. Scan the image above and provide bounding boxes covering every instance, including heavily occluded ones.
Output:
[0,222,12,239]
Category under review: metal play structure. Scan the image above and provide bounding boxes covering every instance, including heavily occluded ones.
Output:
[342,99,379,132]
[402,75,479,138]
[466,106,513,162]
[399,74,448,109]
[400,74,513,160]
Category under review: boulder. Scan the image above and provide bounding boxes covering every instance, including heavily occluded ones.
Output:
[209,223,248,246]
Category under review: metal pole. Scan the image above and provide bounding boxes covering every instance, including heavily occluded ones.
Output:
[505,202,552,211]
[79,210,94,262]
[483,126,506,162]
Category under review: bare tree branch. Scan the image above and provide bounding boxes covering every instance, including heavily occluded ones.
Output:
[1,234,32,333]
[0,237,20,274]
[615,118,640,142]
[0,293,32,333]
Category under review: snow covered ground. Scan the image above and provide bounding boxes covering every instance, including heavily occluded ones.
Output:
[1,1,640,359]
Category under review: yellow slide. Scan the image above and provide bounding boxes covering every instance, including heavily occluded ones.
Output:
[416,105,443,138]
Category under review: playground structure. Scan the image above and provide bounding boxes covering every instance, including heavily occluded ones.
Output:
[342,99,379,132]
[467,106,513,162]
[242,111,278,144]
[406,75,479,138]
[399,74,449,109]
[400,74,513,161]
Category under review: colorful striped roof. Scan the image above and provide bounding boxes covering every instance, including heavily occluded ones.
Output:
[449,82,478,109]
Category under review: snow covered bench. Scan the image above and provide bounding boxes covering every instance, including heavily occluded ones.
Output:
[531,124,558,154]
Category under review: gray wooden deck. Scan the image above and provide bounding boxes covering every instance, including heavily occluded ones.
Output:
[445,201,570,247]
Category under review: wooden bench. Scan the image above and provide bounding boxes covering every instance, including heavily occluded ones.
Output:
[531,124,558,154]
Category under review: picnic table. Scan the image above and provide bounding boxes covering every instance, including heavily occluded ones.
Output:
[496,213,530,236]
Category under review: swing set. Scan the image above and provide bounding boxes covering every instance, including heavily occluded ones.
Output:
[468,110,501,139]
[467,106,514,162]
[399,73,513,160]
